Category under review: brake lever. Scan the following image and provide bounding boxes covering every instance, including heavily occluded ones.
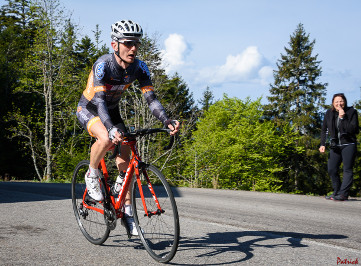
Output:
[164,129,175,150]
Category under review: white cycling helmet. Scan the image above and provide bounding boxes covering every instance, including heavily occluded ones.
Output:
[111,20,143,41]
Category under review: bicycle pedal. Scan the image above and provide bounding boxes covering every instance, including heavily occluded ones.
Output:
[84,195,97,204]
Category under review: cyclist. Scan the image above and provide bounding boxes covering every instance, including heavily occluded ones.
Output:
[76,20,179,235]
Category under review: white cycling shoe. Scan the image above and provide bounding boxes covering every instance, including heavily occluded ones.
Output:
[85,170,104,201]
[125,216,145,236]
[125,216,139,236]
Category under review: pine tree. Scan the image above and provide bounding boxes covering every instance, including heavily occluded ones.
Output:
[0,0,33,115]
[265,23,329,194]
[198,86,214,113]
[266,23,327,136]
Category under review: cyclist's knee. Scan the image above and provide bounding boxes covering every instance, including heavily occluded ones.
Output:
[96,134,113,149]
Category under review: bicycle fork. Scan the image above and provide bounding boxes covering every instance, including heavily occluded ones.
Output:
[134,162,164,217]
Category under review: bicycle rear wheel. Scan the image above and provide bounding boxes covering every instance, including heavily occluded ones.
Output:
[71,160,110,245]
[131,164,180,263]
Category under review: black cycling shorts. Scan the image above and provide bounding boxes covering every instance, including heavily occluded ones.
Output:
[77,107,127,137]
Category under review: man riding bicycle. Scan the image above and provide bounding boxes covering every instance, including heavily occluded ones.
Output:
[76,19,180,235]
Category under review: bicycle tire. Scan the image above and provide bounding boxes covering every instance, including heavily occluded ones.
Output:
[71,160,110,245]
[131,164,180,263]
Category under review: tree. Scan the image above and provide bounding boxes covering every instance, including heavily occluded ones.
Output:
[198,86,214,113]
[265,23,329,193]
[0,0,35,178]
[266,23,327,135]
[182,95,303,191]
[6,0,79,181]
[53,28,111,181]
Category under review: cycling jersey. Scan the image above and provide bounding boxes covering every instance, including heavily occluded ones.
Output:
[77,53,169,134]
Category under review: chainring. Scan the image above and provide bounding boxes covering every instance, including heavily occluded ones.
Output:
[104,203,117,230]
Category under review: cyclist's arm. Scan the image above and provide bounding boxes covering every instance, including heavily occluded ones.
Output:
[137,60,179,133]
[141,86,170,125]
[94,92,124,143]
[142,87,180,134]
[136,60,170,125]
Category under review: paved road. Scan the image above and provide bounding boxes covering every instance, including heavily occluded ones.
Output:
[0,182,360,265]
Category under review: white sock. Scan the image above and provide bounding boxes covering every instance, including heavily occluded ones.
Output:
[89,166,99,177]
[124,204,133,216]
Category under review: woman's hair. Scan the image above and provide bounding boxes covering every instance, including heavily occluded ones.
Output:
[331,93,347,111]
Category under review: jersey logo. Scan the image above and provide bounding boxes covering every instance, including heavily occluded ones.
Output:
[124,75,130,83]
[95,62,106,80]
[139,61,150,77]
[141,86,154,94]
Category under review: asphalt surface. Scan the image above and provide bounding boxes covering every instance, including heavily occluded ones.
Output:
[0,181,360,265]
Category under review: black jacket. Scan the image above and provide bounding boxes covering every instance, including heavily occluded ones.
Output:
[320,106,359,146]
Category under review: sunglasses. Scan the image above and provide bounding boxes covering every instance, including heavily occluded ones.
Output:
[119,40,141,48]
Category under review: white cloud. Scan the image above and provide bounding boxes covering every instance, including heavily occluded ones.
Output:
[197,46,272,85]
[258,66,274,85]
[161,34,189,73]
[219,46,262,80]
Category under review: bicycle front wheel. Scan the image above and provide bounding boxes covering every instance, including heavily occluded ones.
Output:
[71,160,110,245]
[131,164,180,263]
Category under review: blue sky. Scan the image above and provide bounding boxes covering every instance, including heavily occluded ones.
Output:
[3,0,361,105]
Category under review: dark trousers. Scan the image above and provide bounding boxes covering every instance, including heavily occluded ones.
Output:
[328,144,357,197]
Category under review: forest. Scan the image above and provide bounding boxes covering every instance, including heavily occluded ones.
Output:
[1,0,360,197]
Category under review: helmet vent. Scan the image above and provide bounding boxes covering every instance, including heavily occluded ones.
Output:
[111,20,143,40]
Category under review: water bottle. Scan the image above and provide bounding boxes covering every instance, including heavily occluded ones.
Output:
[112,171,125,194]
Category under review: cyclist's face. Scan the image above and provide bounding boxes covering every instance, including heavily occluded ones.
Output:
[112,39,139,64]
[333,96,345,111]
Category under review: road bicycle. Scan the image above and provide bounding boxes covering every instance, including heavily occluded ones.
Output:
[71,127,180,263]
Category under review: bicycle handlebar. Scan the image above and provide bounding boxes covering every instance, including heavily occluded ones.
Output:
[124,128,171,138]
[109,128,175,160]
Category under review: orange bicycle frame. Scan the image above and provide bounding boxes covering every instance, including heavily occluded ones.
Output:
[82,138,163,218]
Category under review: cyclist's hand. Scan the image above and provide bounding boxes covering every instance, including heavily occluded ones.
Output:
[167,120,180,136]
[108,127,123,145]
[319,145,326,153]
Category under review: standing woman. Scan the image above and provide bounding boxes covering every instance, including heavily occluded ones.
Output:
[319,93,359,201]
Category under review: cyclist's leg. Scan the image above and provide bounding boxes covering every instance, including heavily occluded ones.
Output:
[110,111,132,204]
[76,106,113,169]
[115,144,131,172]
[83,120,112,200]
[77,108,112,200]
[113,142,137,234]
[115,145,131,201]
[89,120,113,169]
[110,115,137,234]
